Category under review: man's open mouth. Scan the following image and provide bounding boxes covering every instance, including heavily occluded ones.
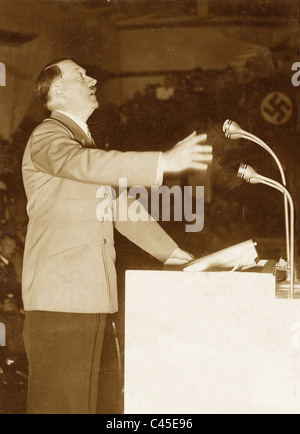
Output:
[90,88,97,96]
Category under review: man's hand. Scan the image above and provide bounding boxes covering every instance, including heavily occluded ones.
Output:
[164,247,194,266]
[160,132,213,175]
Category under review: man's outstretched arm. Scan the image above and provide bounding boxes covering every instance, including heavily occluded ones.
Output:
[29,123,212,188]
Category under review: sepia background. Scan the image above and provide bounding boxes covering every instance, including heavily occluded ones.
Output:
[0,0,299,414]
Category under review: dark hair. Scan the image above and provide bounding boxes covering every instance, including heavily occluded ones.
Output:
[35,57,78,106]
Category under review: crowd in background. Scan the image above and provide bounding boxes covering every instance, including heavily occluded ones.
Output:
[0,176,27,414]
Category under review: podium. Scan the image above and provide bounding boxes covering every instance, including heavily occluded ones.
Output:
[124,269,300,414]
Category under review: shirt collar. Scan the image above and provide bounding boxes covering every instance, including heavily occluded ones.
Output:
[0,255,9,265]
[55,111,89,136]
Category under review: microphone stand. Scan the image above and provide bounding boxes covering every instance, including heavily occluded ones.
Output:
[223,120,290,261]
[251,176,296,298]
[238,163,299,299]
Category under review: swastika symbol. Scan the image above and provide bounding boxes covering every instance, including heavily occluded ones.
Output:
[261,92,293,125]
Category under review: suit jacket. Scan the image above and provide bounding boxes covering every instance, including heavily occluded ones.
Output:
[22,111,178,313]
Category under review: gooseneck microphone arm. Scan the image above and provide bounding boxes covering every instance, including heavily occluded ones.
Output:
[223,120,290,261]
[238,164,295,297]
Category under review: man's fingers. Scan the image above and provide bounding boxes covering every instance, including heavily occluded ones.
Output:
[163,131,213,173]
[190,162,209,171]
[169,247,194,261]
[192,151,213,160]
[178,131,197,145]
[184,133,208,147]
[180,132,207,146]
[194,133,208,143]
[165,248,194,265]
[192,144,213,153]
[185,131,197,141]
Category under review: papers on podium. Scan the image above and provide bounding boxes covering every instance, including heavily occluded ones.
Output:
[183,239,260,272]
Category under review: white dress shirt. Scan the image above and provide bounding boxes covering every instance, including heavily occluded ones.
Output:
[56,110,90,137]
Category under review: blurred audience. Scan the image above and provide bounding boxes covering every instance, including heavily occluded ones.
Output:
[0,234,21,304]
[0,291,25,355]
[0,289,27,415]
[156,75,177,101]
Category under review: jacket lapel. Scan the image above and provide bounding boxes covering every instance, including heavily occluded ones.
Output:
[50,111,96,149]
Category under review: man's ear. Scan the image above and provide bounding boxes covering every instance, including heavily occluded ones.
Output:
[51,83,64,100]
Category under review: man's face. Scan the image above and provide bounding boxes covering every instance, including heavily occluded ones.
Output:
[0,237,16,261]
[54,60,99,117]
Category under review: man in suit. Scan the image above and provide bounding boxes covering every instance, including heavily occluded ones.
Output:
[22,58,212,414]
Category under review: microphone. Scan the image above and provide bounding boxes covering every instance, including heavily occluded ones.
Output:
[237,163,296,298]
[237,163,258,181]
[223,120,290,261]
[223,120,247,140]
